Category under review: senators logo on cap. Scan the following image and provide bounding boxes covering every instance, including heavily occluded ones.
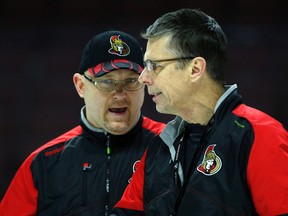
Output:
[108,35,130,56]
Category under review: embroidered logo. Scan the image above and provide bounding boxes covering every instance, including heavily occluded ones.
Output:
[83,162,92,170]
[128,160,140,183]
[197,144,222,176]
[108,35,130,56]
[45,145,65,157]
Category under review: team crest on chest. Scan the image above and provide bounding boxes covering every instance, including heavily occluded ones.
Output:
[197,144,222,176]
[128,160,140,183]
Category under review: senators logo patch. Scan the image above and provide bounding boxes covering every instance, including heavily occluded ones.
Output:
[197,144,222,176]
[128,160,140,183]
[108,35,130,56]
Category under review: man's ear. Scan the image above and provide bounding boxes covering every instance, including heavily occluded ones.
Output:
[73,73,85,98]
[190,57,206,82]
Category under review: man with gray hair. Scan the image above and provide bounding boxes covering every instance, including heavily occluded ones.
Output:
[111,8,288,216]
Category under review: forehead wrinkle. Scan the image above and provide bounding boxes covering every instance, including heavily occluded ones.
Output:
[144,36,172,61]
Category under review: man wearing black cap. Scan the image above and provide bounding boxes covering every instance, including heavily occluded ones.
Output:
[0,30,165,216]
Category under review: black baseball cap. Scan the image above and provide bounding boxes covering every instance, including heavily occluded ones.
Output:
[79,30,144,77]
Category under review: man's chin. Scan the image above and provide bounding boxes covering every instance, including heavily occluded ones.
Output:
[156,104,166,114]
[156,104,172,115]
[105,122,130,135]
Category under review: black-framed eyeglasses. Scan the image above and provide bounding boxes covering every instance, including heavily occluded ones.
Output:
[83,73,144,92]
[143,57,195,72]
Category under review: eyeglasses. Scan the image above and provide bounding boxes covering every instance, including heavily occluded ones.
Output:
[143,57,195,72]
[83,73,144,91]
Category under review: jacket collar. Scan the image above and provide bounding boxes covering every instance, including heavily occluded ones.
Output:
[160,84,241,146]
[80,106,143,140]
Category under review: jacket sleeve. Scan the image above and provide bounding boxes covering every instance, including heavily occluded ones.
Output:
[245,109,288,215]
[112,151,147,214]
[0,153,38,216]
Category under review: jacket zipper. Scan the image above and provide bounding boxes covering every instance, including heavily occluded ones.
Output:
[172,117,214,216]
[81,135,111,215]
[105,134,111,216]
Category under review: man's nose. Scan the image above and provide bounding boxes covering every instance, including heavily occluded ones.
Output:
[114,82,125,92]
[138,68,152,85]
[112,83,127,100]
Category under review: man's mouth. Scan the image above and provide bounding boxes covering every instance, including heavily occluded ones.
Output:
[150,92,161,100]
[109,108,127,114]
[148,90,161,97]
[153,93,161,97]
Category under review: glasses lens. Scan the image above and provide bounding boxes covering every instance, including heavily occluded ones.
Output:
[144,60,154,72]
[97,80,116,91]
[96,79,143,91]
[123,79,143,91]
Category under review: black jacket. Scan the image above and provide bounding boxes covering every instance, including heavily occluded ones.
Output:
[0,108,165,216]
[113,85,288,216]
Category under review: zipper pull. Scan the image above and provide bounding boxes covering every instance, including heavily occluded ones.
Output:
[107,146,111,155]
[106,135,111,155]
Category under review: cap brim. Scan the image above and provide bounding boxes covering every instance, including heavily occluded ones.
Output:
[88,59,143,77]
